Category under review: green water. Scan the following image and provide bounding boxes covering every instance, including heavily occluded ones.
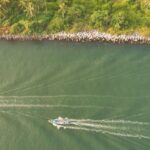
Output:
[0,41,150,150]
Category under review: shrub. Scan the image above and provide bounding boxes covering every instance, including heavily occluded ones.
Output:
[112,11,129,30]
[47,17,65,33]
[29,21,48,34]
[10,22,25,34]
[90,10,110,29]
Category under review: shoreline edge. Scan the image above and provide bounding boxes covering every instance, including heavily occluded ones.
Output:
[0,31,150,45]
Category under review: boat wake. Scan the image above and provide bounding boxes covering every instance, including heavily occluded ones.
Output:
[0,103,107,109]
[50,117,150,140]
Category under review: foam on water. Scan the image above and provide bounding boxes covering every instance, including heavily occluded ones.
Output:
[53,118,150,140]
[62,125,150,139]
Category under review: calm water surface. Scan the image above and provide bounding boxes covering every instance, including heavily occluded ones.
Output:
[0,41,150,150]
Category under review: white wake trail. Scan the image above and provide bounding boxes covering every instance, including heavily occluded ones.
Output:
[54,118,150,140]
[70,119,150,125]
[0,95,149,99]
[74,122,120,130]
[60,125,150,139]
[0,104,103,109]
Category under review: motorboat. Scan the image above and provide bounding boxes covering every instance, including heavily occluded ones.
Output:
[48,117,72,129]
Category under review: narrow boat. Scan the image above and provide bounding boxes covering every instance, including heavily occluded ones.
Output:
[48,117,71,129]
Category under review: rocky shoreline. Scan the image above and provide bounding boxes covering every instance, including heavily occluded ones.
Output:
[0,31,150,45]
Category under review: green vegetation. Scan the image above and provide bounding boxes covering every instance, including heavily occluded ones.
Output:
[0,0,150,36]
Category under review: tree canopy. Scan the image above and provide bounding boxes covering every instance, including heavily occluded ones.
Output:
[0,0,150,36]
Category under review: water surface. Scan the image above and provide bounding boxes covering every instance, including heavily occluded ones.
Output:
[0,41,150,150]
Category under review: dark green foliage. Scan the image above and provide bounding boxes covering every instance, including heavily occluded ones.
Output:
[90,10,110,29]
[0,0,149,35]
[29,21,47,34]
[112,11,129,30]
[47,17,65,33]
[10,22,26,34]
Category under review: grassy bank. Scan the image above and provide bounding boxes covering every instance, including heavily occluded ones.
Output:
[0,0,150,36]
